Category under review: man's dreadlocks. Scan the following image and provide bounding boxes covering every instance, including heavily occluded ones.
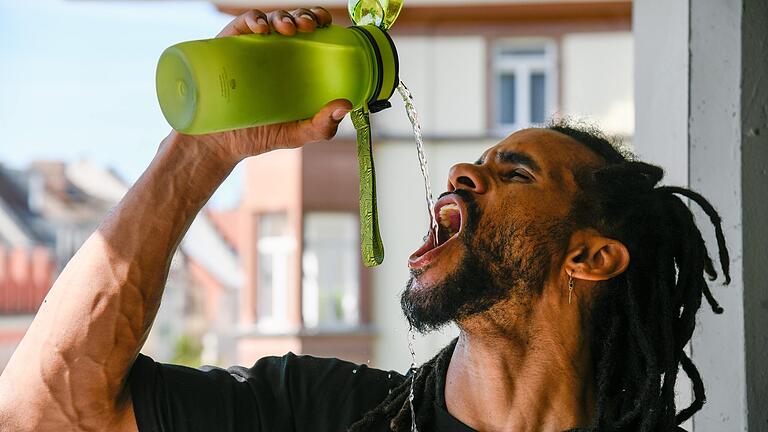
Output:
[349,122,729,432]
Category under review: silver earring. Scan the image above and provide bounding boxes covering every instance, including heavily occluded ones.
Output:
[568,275,574,304]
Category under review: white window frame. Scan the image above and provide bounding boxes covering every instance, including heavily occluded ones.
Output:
[301,212,360,330]
[492,39,558,136]
[256,213,293,332]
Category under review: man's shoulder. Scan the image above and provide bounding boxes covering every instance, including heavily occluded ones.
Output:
[130,352,405,432]
[228,353,405,431]
[219,352,405,390]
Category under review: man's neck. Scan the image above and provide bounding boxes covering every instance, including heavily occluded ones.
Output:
[444,298,595,432]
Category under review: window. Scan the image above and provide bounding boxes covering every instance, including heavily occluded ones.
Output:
[302,212,360,328]
[256,212,292,329]
[493,42,557,134]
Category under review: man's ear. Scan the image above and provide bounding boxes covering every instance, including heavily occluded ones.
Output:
[564,229,630,282]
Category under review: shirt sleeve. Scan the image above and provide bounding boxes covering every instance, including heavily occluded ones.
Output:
[129,352,404,432]
[129,353,273,432]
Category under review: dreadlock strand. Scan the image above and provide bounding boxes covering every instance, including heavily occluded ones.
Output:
[389,388,412,431]
[610,277,660,431]
[658,186,731,285]
[661,189,721,283]
[659,189,715,430]
[417,360,442,430]
[348,374,411,431]
[656,244,682,431]
[386,339,457,432]
[594,305,621,428]
[675,351,706,425]
[390,364,429,432]
[664,198,708,351]
[665,191,725,316]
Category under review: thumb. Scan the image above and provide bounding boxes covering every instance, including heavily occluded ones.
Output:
[299,99,353,143]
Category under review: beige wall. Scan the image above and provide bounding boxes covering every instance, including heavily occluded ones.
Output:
[374,32,635,141]
[561,32,634,136]
[374,35,487,138]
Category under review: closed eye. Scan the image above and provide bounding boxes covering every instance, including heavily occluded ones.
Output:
[502,170,532,182]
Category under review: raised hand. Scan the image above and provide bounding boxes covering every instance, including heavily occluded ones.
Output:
[180,7,353,164]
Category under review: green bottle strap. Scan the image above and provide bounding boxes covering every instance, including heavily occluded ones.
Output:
[351,107,384,267]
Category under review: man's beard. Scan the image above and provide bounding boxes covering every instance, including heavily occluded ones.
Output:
[401,189,567,333]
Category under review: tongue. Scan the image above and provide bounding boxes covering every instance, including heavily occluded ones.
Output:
[437,209,460,244]
[446,210,460,234]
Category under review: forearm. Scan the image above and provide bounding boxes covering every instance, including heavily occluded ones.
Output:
[0,132,236,430]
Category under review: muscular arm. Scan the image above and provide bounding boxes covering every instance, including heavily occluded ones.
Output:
[0,133,234,431]
[0,8,347,431]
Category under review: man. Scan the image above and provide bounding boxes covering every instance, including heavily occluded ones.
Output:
[0,8,728,432]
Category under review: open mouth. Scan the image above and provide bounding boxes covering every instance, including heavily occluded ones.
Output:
[408,194,467,269]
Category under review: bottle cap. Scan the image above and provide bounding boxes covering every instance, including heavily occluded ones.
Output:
[349,24,399,113]
[348,0,404,31]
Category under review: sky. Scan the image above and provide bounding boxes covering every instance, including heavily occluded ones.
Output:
[0,0,242,208]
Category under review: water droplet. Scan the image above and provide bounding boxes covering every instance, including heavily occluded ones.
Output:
[352,369,358,374]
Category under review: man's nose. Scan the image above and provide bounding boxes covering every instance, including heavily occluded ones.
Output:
[447,163,488,194]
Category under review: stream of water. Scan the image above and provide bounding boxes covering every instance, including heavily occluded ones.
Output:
[397,80,437,432]
[407,325,418,432]
[397,82,438,248]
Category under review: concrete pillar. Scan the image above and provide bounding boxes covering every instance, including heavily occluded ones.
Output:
[688,1,745,430]
[635,0,768,430]
[739,1,768,429]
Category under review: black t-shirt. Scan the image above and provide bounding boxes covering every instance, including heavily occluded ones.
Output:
[129,352,476,432]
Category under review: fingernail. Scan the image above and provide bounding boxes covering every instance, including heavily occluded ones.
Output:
[300,14,314,21]
[332,109,350,121]
[256,17,268,26]
[282,17,294,24]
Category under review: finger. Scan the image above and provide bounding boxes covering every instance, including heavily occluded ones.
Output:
[298,99,353,143]
[290,8,318,33]
[268,10,296,36]
[309,6,333,27]
[217,9,268,37]
[245,10,270,34]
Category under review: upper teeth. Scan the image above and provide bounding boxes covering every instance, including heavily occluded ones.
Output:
[439,203,459,235]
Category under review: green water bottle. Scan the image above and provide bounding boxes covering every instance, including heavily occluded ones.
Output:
[156,24,399,135]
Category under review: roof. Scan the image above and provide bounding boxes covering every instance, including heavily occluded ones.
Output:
[0,160,242,288]
[0,165,39,247]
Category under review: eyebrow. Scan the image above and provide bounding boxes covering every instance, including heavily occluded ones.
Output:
[475,151,542,174]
